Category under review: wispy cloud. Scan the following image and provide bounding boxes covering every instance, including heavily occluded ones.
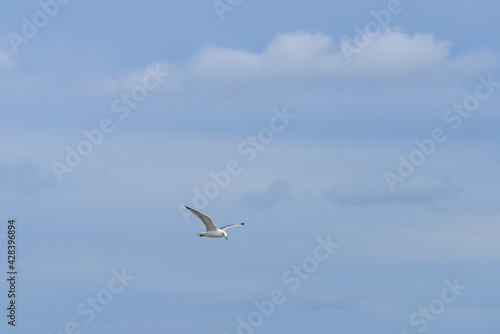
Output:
[296,296,354,311]
[325,176,463,206]
[0,47,15,68]
[239,178,291,210]
[90,61,171,97]
[0,159,54,193]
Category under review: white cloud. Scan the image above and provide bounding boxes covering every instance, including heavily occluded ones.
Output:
[350,28,497,80]
[78,28,499,131]
[186,28,496,84]
[189,31,343,80]
[346,27,451,73]
[90,28,496,96]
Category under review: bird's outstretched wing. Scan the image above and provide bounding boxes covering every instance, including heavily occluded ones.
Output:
[219,223,244,231]
[185,206,218,231]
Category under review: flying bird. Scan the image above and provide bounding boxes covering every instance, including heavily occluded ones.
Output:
[185,205,244,240]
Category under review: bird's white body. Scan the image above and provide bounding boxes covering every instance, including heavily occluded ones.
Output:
[185,206,244,240]
[196,230,227,238]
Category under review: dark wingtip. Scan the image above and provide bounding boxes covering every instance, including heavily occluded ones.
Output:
[241,223,245,226]
[185,205,190,210]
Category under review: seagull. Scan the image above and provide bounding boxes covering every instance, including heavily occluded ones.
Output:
[185,205,244,240]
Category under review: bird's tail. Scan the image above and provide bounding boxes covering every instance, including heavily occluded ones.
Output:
[195,233,204,237]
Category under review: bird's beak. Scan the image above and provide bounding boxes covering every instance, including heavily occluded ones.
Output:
[224,236,228,240]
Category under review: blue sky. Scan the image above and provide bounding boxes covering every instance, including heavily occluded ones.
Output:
[1,0,499,333]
